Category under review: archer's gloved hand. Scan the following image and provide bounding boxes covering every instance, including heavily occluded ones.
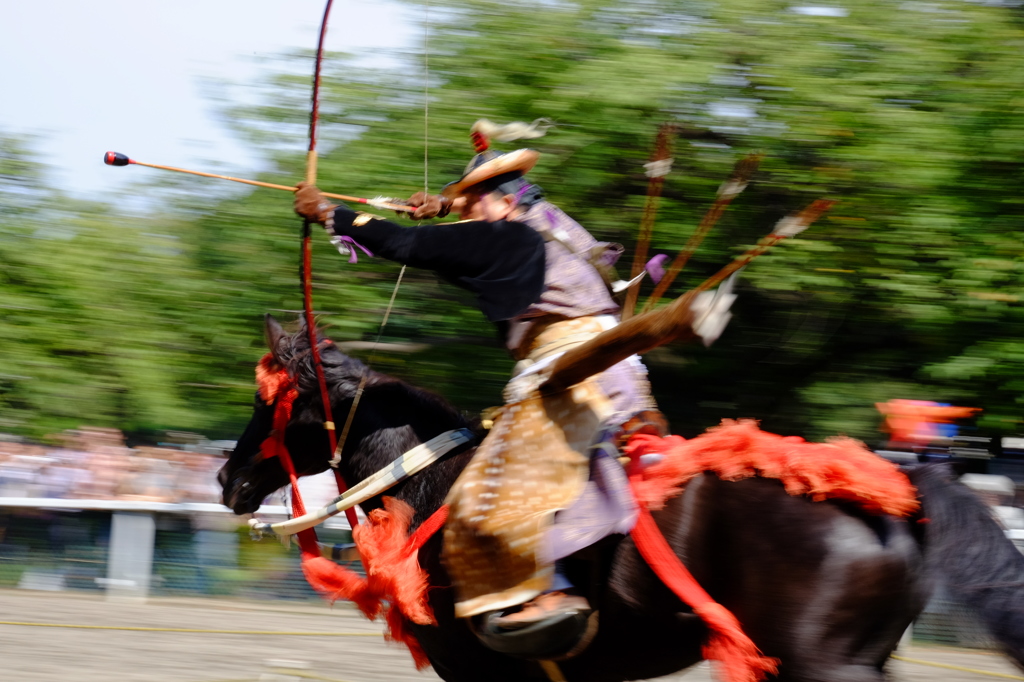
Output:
[406,192,451,220]
[294,182,338,225]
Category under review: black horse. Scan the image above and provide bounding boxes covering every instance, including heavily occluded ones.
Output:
[219,316,1024,682]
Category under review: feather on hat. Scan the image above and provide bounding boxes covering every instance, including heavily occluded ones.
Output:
[440,119,551,199]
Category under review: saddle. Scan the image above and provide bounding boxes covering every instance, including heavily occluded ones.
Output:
[469,409,669,661]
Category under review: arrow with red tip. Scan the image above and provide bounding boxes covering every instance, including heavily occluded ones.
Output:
[102,152,413,213]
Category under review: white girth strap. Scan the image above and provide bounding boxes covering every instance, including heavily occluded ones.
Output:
[249,428,475,538]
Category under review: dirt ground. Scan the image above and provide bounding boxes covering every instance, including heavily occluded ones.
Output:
[0,589,1019,682]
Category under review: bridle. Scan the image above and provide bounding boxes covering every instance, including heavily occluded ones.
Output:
[251,350,334,557]
[248,349,474,540]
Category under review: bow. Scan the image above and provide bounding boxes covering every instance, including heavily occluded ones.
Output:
[299,0,361,531]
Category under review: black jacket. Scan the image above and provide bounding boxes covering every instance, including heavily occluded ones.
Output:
[329,206,547,322]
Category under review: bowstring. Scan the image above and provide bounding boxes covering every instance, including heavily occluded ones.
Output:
[423,0,429,195]
[333,1,430,463]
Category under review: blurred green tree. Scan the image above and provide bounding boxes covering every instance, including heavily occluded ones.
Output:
[0,135,233,437]
[6,0,1024,446]
[207,0,1024,443]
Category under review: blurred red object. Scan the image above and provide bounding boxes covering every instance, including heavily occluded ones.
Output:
[875,399,981,445]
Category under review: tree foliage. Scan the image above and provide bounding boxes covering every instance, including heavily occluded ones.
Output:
[5,0,1024,444]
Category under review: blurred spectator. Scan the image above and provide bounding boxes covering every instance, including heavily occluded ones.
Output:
[875,399,981,449]
[0,427,226,505]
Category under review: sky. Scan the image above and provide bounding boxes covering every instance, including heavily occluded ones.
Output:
[0,1,417,200]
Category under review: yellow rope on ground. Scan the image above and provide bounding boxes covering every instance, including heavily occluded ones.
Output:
[186,666,362,682]
[0,620,379,636]
[891,654,1024,680]
[269,670,358,682]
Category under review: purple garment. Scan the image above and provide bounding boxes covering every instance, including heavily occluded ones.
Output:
[541,446,638,564]
[505,201,621,353]
[595,353,656,422]
[509,198,657,421]
[503,200,658,565]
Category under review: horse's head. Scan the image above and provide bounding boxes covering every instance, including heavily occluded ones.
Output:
[218,314,366,514]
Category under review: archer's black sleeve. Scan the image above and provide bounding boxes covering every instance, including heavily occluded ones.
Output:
[328,206,547,322]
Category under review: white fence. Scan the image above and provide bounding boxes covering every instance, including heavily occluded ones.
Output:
[0,495,1019,602]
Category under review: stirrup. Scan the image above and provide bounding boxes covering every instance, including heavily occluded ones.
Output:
[472,607,599,661]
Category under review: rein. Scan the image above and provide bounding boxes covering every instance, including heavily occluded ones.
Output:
[253,353,474,539]
[253,360,326,560]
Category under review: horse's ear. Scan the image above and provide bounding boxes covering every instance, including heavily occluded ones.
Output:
[264,314,289,364]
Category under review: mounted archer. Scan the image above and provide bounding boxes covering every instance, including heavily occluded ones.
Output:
[294,119,734,633]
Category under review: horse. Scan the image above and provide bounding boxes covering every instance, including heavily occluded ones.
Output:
[218,315,1024,682]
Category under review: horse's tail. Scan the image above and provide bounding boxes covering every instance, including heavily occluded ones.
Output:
[909,464,1024,667]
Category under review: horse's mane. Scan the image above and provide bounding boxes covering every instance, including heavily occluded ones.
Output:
[276,326,472,430]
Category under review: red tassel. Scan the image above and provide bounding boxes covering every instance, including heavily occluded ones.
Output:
[256,357,435,660]
[296,499,451,669]
[385,604,432,670]
[624,419,922,682]
[355,498,439,625]
[256,353,291,404]
[470,130,489,153]
[300,553,381,619]
[696,603,780,682]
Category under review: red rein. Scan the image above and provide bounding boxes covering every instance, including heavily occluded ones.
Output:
[254,353,444,668]
[254,354,325,554]
[301,234,361,531]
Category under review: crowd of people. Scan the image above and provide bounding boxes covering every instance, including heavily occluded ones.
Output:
[0,427,224,504]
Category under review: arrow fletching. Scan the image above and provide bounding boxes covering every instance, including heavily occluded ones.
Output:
[771,199,837,238]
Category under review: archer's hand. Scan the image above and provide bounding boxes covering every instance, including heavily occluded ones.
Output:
[294,182,338,224]
[406,192,451,220]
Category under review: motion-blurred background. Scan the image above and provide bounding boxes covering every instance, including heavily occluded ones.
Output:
[2,0,1024,672]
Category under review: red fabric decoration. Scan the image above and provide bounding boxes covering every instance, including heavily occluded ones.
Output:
[258,382,297,462]
[301,554,381,618]
[304,498,449,670]
[355,497,440,627]
[625,419,919,517]
[256,353,446,667]
[255,364,380,616]
[623,419,921,682]
[630,502,779,682]
[386,595,431,669]
[256,353,290,405]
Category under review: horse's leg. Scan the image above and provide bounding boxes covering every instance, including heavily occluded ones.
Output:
[696,476,928,682]
[755,519,921,682]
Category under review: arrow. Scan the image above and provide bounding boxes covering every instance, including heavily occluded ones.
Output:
[640,152,762,314]
[621,123,676,321]
[692,198,838,296]
[540,199,836,397]
[102,151,413,213]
